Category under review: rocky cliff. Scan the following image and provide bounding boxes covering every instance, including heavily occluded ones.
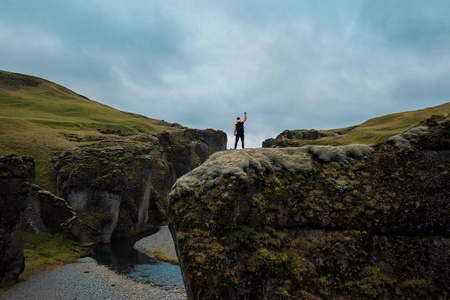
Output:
[0,155,33,287]
[0,122,225,287]
[0,154,88,286]
[169,116,450,299]
[22,184,84,236]
[55,128,226,243]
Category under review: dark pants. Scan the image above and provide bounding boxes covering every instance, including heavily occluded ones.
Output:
[234,132,244,149]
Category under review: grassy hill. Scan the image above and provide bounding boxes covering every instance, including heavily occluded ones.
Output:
[324,102,450,145]
[0,70,180,192]
[276,102,450,147]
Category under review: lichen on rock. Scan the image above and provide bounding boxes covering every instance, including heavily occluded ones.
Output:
[171,144,373,196]
[301,143,374,163]
[171,148,313,195]
[387,125,430,151]
[169,116,450,299]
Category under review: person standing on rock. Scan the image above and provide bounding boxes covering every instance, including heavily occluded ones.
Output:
[234,112,247,149]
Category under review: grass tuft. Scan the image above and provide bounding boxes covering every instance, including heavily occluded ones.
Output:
[19,231,94,281]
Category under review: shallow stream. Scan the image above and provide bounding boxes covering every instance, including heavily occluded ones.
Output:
[92,227,184,286]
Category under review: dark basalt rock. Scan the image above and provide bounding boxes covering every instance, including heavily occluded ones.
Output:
[1,155,86,285]
[55,128,226,243]
[169,116,450,299]
[22,184,84,237]
[0,155,32,287]
[262,129,332,148]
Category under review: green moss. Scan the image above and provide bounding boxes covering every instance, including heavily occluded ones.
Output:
[80,212,109,231]
[255,172,293,211]
[275,290,292,300]
[264,188,289,211]
[314,276,332,288]
[323,162,344,179]
[306,190,323,204]
[20,231,93,281]
[327,161,342,171]
[177,231,187,240]
[252,247,307,282]
[285,250,308,281]
[345,266,396,297]
[334,184,345,194]
[399,279,437,297]
[279,172,295,184]
[228,225,256,248]
[248,229,310,285]
[153,250,179,265]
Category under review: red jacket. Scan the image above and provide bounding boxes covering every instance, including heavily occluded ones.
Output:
[234,113,247,135]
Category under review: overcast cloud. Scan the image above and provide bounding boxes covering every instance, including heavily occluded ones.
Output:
[1,0,449,148]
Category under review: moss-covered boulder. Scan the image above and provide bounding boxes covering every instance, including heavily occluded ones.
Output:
[169,116,450,299]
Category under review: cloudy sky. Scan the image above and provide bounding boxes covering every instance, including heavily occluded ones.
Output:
[1,1,449,148]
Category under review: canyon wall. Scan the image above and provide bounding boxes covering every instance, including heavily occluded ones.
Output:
[55,128,227,242]
[169,116,450,299]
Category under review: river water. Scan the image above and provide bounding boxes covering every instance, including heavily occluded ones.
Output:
[92,227,184,286]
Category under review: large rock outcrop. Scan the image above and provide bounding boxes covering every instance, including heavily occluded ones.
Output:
[169,116,450,299]
[22,184,85,239]
[55,128,226,243]
[0,155,33,287]
[262,129,339,148]
[0,155,88,285]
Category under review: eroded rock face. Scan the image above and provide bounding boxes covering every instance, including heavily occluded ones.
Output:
[55,128,226,243]
[0,155,84,285]
[55,144,165,243]
[0,155,33,287]
[169,116,450,299]
[22,184,85,238]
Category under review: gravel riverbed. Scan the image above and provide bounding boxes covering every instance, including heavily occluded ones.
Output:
[0,227,187,300]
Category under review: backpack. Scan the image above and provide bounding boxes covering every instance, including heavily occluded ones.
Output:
[236,121,244,133]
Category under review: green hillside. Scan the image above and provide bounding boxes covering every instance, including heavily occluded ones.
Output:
[275,102,450,147]
[0,70,179,192]
[320,102,450,145]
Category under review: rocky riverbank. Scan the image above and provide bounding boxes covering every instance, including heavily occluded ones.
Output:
[0,226,186,300]
[0,258,186,300]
